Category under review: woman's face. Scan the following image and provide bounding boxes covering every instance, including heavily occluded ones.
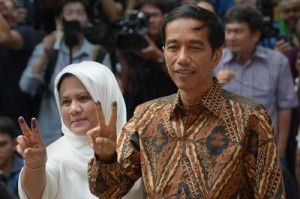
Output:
[59,75,98,136]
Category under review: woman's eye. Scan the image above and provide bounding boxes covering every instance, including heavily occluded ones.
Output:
[79,96,90,102]
[61,99,71,106]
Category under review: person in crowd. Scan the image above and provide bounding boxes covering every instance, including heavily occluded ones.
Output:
[278,1,300,186]
[0,0,35,127]
[280,0,300,44]
[0,116,23,198]
[16,61,143,199]
[120,0,177,119]
[214,4,298,198]
[19,0,112,146]
[0,178,18,199]
[88,5,284,198]
[196,0,216,14]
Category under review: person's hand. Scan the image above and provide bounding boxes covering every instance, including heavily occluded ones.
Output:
[138,35,163,61]
[216,69,236,85]
[42,33,56,57]
[87,102,118,162]
[274,39,291,57]
[16,117,47,169]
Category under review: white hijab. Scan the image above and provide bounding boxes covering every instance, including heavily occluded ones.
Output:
[53,61,126,152]
[52,61,143,199]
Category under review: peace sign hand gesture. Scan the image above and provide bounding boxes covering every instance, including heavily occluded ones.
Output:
[87,101,118,163]
[16,117,47,169]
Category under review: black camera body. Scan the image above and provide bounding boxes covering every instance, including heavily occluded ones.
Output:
[116,10,150,53]
[62,19,82,48]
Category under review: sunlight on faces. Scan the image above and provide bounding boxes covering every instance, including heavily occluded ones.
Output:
[59,76,98,136]
[163,18,221,94]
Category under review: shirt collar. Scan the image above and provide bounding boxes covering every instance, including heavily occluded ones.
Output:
[61,38,93,57]
[223,46,267,64]
[5,154,23,177]
[169,78,224,118]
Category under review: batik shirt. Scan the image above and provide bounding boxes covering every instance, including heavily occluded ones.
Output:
[88,80,285,199]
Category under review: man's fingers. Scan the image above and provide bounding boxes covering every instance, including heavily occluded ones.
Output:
[87,129,97,148]
[95,102,106,126]
[109,101,117,129]
[18,116,31,137]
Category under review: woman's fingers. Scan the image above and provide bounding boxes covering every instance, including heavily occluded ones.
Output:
[16,135,27,157]
[18,116,31,137]
[31,118,42,140]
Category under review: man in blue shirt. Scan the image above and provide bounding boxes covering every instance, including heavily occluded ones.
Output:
[0,116,23,198]
[214,4,299,198]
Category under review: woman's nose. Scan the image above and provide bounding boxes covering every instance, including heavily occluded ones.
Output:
[69,101,81,114]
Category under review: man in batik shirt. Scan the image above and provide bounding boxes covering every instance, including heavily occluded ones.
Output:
[87,5,285,198]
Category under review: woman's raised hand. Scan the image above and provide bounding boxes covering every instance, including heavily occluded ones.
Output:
[16,117,47,169]
[87,101,118,162]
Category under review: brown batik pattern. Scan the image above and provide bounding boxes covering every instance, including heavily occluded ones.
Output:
[88,80,285,199]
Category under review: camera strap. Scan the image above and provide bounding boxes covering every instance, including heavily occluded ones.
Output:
[92,45,106,64]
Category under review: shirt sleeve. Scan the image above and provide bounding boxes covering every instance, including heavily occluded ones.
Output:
[18,43,47,96]
[243,106,285,198]
[276,55,299,109]
[88,114,142,198]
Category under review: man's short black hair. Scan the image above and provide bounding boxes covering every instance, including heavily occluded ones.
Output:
[57,0,94,22]
[225,4,264,34]
[0,116,18,139]
[161,4,224,53]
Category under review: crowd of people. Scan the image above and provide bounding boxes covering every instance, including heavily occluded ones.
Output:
[1,0,300,198]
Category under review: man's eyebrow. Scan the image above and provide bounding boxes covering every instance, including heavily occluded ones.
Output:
[165,39,178,45]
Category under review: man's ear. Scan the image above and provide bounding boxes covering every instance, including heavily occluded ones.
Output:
[212,48,223,70]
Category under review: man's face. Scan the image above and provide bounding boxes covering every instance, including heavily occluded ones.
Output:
[281,0,300,33]
[140,4,164,37]
[0,133,15,170]
[225,21,259,56]
[62,2,89,26]
[163,18,221,94]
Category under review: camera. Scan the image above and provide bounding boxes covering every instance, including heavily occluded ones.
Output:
[116,10,150,53]
[62,19,82,48]
[256,0,279,39]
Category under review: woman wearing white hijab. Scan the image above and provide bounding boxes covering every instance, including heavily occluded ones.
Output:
[16,61,143,199]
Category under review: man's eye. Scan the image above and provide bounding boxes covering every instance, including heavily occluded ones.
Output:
[167,45,178,50]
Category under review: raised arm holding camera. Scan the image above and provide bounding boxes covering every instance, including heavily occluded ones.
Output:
[0,0,35,128]
[119,0,177,119]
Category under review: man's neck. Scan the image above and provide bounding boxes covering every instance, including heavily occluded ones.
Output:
[179,78,214,109]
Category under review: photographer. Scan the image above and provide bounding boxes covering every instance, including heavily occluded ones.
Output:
[19,0,112,146]
[0,0,35,128]
[0,116,23,199]
[119,0,177,118]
